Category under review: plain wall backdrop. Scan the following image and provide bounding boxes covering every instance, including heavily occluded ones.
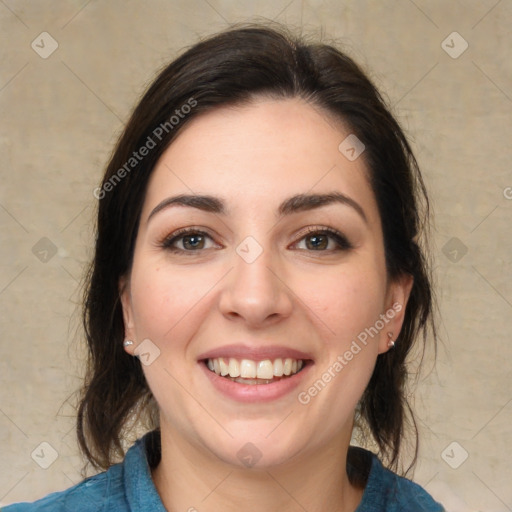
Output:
[0,1,511,510]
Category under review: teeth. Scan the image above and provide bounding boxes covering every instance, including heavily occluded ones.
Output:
[273,358,284,376]
[219,358,229,376]
[240,359,257,378]
[257,360,273,379]
[206,357,306,380]
[232,377,274,385]
[228,358,240,377]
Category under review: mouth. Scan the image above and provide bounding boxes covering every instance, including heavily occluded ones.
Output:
[204,357,309,385]
[198,345,314,402]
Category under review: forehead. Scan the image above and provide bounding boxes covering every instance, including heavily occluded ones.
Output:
[142,97,379,223]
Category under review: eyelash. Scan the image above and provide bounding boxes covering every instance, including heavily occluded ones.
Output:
[160,226,353,254]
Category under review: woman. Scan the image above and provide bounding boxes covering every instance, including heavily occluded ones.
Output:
[3,24,444,511]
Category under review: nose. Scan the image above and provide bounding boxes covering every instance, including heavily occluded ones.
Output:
[218,240,293,327]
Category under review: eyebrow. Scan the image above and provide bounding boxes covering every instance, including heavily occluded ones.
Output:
[147,192,367,224]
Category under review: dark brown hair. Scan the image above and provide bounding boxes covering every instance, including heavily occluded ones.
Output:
[77,22,436,475]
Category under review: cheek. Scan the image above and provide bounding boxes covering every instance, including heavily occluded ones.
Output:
[293,268,386,432]
[128,262,213,425]
[129,262,208,342]
[298,262,387,345]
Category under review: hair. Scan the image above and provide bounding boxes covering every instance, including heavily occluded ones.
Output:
[77,22,436,476]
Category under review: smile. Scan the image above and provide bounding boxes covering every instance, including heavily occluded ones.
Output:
[206,357,305,384]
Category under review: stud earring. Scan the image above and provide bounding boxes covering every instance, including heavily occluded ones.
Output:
[387,332,395,349]
[123,340,134,347]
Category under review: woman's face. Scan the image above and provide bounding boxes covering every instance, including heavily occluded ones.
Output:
[121,97,411,469]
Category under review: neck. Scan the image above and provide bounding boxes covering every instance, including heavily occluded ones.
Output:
[151,423,363,512]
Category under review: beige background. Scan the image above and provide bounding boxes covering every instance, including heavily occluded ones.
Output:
[1,1,511,510]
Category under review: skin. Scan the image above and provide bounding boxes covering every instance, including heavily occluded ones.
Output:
[120,97,413,512]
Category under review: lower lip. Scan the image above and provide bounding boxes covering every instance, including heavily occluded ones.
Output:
[200,361,312,403]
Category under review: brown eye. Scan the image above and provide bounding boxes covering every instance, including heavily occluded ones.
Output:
[294,228,352,252]
[161,229,217,253]
[182,234,205,250]
[305,233,329,250]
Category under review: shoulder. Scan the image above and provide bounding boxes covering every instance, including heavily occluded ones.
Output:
[382,472,445,512]
[352,447,445,512]
[0,463,126,512]
[0,432,161,512]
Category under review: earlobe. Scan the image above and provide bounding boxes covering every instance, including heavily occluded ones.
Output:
[378,274,414,354]
[119,276,136,354]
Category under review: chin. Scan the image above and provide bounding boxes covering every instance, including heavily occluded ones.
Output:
[199,422,311,470]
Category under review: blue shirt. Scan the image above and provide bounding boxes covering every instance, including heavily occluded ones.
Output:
[2,431,444,511]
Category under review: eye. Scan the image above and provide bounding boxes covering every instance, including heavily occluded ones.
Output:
[160,228,218,253]
[160,226,352,254]
[292,227,352,252]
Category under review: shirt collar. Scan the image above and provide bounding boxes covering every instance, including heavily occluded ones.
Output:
[123,430,167,511]
[122,431,390,511]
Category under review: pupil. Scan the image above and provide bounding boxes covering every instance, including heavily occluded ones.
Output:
[184,235,203,249]
[307,234,327,250]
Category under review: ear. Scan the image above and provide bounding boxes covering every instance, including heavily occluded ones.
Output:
[119,275,136,356]
[377,273,414,354]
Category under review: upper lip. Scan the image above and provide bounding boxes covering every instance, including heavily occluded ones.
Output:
[198,344,314,362]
